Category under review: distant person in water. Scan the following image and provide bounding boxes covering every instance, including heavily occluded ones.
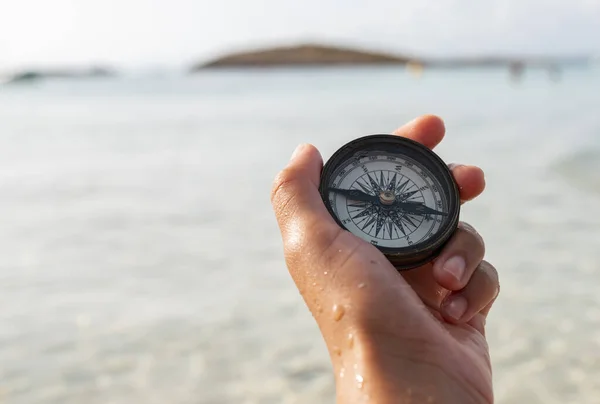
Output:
[271,115,499,404]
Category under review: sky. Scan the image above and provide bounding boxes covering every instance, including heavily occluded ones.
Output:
[1,0,599,69]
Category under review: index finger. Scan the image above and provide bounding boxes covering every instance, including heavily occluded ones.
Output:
[394,115,486,203]
[393,114,446,150]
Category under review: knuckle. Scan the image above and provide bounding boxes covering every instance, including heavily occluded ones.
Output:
[271,167,299,205]
[271,168,304,219]
[271,169,310,260]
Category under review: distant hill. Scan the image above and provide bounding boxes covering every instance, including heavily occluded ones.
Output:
[194,44,417,69]
[192,43,592,71]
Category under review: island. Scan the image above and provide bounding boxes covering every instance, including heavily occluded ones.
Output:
[192,43,591,73]
[194,44,417,69]
[1,65,118,85]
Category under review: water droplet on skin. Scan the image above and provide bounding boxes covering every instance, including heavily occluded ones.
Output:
[347,333,354,348]
[356,374,364,389]
[332,346,341,356]
[324,271,329,275]
[358,283,366,289]
[332,304,346,321]
[312,282,317,287]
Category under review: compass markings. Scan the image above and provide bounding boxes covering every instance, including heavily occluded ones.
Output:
[375,214,386,238]
[344,169,429,240]
[396,180,409,195]
[388,172,397,191]
[336,165,441,243]
[366,173,381,193]
[362,216,377,230]
[347,202,425,240]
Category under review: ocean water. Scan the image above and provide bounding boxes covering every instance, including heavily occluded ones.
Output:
[0,66,599,404]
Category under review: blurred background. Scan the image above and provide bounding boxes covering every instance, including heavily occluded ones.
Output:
[1,1,599,403]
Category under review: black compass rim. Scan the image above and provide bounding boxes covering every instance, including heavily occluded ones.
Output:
[318,134,461,271]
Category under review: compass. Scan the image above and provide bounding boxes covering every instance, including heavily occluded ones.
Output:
[319,134,460,270]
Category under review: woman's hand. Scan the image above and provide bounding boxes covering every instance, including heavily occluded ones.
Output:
[271,115,500,404]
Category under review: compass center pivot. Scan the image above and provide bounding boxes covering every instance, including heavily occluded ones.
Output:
[379,191,396,205]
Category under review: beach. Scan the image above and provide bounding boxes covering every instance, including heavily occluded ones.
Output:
[1,66,600,403]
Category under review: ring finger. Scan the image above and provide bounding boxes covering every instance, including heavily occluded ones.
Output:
[441,260,500,324]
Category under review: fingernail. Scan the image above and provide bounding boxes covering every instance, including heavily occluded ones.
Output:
[447,163,464,170]
[442,256,466,282]
[443,295,468,320]
[290,144,306,161]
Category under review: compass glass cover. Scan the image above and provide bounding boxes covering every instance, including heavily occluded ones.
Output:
[321,137,457,252]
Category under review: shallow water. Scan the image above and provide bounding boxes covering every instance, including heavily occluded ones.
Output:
[1,66,600,403]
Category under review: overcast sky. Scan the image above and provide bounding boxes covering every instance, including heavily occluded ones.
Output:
[1,0,599,69]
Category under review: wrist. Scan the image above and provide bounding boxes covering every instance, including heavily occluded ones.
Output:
[332,333,489,404]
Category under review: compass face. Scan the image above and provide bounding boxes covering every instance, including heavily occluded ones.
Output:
[329,154,446,248]
[319,135,460,270]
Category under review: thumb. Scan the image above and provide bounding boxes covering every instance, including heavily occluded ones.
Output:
[271,144,424,323]
[271,143,331,238]
[271,144,342,278]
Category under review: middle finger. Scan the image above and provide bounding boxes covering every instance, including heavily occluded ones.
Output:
[450,164,486,204]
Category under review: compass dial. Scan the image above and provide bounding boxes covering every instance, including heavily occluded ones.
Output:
[319,135,460,270]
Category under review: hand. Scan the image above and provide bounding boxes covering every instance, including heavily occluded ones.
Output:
[271,115,499,404]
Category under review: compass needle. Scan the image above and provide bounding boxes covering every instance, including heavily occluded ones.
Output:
[329,188,378,203]
[401,190,419,200]
[319,134,460,270]
[397,202,449,216]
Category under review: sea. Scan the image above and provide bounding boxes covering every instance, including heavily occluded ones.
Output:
[1,65,599,404]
